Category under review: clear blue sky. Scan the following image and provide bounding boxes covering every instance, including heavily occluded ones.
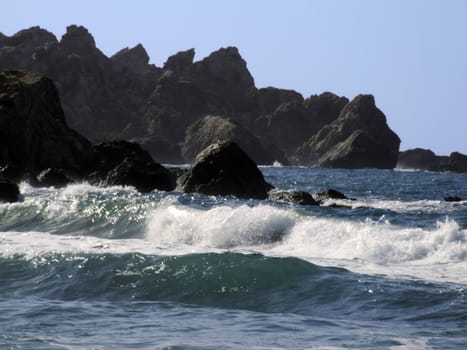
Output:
[2,0,466,154]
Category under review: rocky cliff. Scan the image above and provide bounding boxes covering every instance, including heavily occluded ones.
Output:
[397,148,467,172]
[0,25,401,168]
[0,70,93,178]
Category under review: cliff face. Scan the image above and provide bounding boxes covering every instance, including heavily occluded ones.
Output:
[0,70,93,177]
[0,25,401,168]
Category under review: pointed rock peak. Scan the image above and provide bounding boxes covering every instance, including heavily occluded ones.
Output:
[340,94,378,118]
[163,48,195,72]
[111,43,149,66]
[196,46,254,88]
[10,26,58,45]
[60,25,96,53]
[202,46,245,65]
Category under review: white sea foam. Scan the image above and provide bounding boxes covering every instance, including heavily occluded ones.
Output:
[2,195,467,283]
[146,201,297,248]
[144,202,467,283]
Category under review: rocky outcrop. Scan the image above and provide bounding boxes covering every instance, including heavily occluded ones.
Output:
[397,148,443,171]
[397,149,467,172]
[297,95,400,169]
[269,190,318,205]
[89,141,174,192]
[182,115,283,164]
[0,179,20,202]
[178,142,272,199]
[448,152,467,173]
[0,25,403,168]
[0,70,93,179]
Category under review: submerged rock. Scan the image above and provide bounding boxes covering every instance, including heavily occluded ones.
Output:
[178,142,273,199]
[314,189,354,204]
[269,190,318,205]
[444,196,463,202]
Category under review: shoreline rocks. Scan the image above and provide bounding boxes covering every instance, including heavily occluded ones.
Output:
[177,142,273,199]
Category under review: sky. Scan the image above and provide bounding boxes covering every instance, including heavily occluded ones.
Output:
[2,0,466,154]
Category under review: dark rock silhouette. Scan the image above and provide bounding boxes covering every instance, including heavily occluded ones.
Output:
[178,142,273,199]
[397,148,444,171]
[0,70,93,180]
[0,25,403,169]
[0,179,20,202]
[448,152,467,173]
[89,141,174,192]
[444,196,463,202]
[269,190,318,205]
[298,95,400,169]
[397,149,467,173]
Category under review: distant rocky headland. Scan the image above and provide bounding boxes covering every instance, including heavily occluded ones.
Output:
[0,25,401,168]
[0,25,465,175]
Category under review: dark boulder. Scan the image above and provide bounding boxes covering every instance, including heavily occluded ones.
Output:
[298,94,400,169]
[89,140,173,192]
[0,179,20,203]
[178,142,273,199]
[104,157,173,193]
[269,190,318,205]
[181,115,282,165]
[0,70,93,180]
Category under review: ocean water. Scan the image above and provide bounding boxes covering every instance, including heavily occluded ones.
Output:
[1,167,466,349]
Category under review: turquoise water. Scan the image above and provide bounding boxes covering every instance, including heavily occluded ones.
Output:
[1,167,466,349]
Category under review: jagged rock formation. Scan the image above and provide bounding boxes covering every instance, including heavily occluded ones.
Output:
[0,25,402,168]
[178,142,273,199]
[297,95,400,169]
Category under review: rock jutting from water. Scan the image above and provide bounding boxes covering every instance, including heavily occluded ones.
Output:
[397,148,467,172]
[0,25,401,169]
[177,142,273,200]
